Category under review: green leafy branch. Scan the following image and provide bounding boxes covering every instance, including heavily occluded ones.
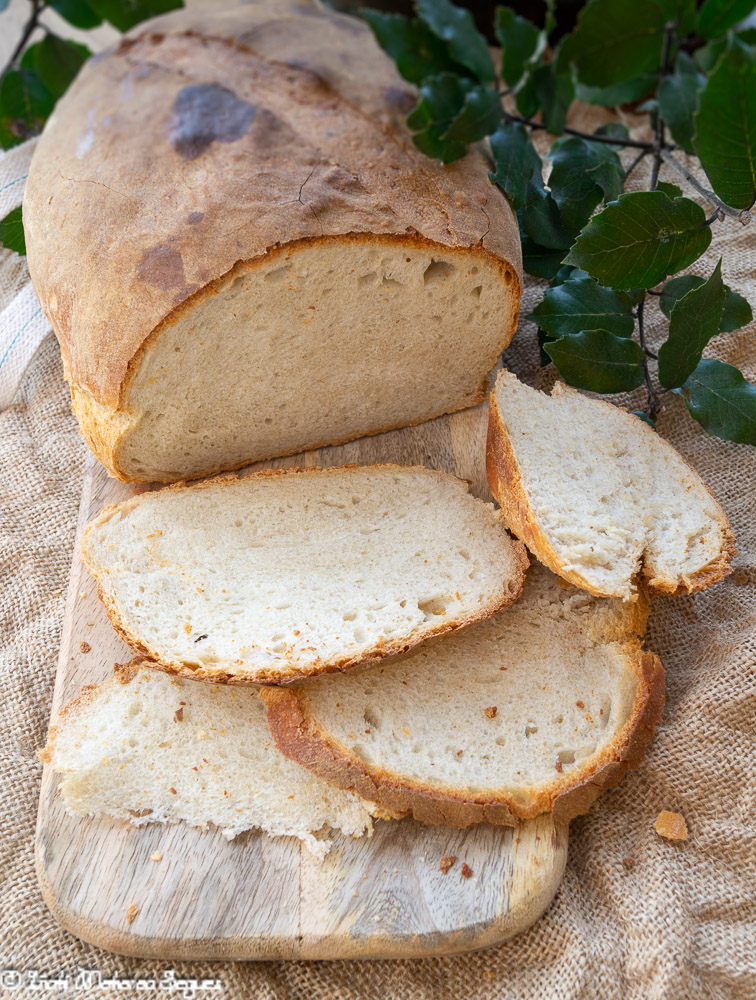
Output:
[365,0,756,445]
[0,0,185,254]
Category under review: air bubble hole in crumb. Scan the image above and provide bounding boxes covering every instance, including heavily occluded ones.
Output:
[343,611,358,622]
[558,750,576,765]
[524,722,538,738]
[423,259,455,285]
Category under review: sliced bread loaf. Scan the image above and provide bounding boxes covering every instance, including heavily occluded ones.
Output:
[487,371,734,599]
[82,465,528,685]
[40,662,385,859]
[261,565,665,827]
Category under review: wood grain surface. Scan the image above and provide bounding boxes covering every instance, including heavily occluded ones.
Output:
[36,404,569,960]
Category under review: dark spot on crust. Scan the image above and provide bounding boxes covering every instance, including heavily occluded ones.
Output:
[170,84,257,160]
[137,245,185,291]
[187,211,204,224]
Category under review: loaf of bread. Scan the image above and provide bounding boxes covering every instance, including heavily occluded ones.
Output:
[23,0,522,484]
[262,565,665,826]
[487,371,734,599]
[82,465,528,685]
[41,662,385,859]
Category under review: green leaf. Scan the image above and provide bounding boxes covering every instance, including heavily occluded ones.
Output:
[415,0,495,84]
[658,258,727,387]
[489,122,544,211]
[515,70,540,117]
[545,329,647,393]
[559,0,665,88]
[0,69,54,149]
[655,180,684,198]
[677,359,756,442]
[49,0,102,29]
[362,11,465,84]
[656,0,697,35]
[521,193,577,249]
[694,41,756,210]
[547,136,625,231]
[528,275,636,337]
[0,205,25,255]
[657,52,702,154]
[531,61,575,136]
[696,0,756,40]
[443,84,501,142]
[564,191,712,289]
[21,35,90,101]
[495,7,539,87]
[406,74,470,163]
[594,121,630,144]
[576,74,656,107]
[659,274,753,331]
[550,265,590,286]
[520,234,566,279]
[87,0,182,33]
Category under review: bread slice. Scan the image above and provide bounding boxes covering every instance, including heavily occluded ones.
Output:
[261,565,665,827]
[40,662,385,859]
[82,465,528,685]
[25,1,522,484]
[487,371,734,599]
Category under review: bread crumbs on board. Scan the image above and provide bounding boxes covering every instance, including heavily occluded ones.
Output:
[126,903,139,924]
[460,863,473,879]
[439,855,456,874]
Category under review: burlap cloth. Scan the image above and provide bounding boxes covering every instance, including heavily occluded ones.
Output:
[0,28,754,1000]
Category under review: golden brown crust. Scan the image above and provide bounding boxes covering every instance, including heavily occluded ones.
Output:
[25,1,522,480]
[261,651,665,827]
[81,464,529,685]
[486,371,735,599]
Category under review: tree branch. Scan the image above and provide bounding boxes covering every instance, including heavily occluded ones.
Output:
[0,0,45,80]
[625,148,648,180]
[649,23,675,191]
[636,297,663,415]
[501,108,654,149]
[660,149,751,223]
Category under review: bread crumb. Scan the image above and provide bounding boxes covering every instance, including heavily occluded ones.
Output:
[79,641,91,654]
[151,851,162,862]
[555,760,563,773]
[622,857,634,869]
[79,591,87,599]
[169,787,177,795]
[576,700,585,709]
[439,855,456,874]
[731,567,749,586]
[352,891,358,897]
[460,863,473,879]
[655,810,687,840]
[174,707,184,722]
[483,706,497,719]
[126,903,139,924]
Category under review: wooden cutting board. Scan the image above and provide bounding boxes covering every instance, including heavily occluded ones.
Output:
[36,404,569,960]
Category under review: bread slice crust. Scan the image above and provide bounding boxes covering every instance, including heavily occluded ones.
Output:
[261,650,665,827]
[486,372,735,599]
[82,464,529,686]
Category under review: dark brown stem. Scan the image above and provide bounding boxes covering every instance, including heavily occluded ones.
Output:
[625,148,648,180]
[501,108,654,149]
[0,0,45,80]
[660,149,751,223]
[637,298,663,415]
[649,23,676,191]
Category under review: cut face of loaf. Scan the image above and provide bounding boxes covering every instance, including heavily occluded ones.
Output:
[262,565,665,827]
[487,372,734,599]
[24,1,522,484]
[79,237,518,483]
[41,664,382,859]
[82,465,528,685]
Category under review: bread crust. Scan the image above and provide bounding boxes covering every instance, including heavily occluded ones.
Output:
[261,651,665,827]
[81,464,530,686]
[24,1,522,482]
[486,371,735,599]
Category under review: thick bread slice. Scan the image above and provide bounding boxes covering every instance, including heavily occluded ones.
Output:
[487,371,734,599]
[262,565,665,827]
[24,0,522,483]
[82,465,528,685]
[40,663,383,859]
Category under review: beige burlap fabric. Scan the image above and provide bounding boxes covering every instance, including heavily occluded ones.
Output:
[0,57,754,1000]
